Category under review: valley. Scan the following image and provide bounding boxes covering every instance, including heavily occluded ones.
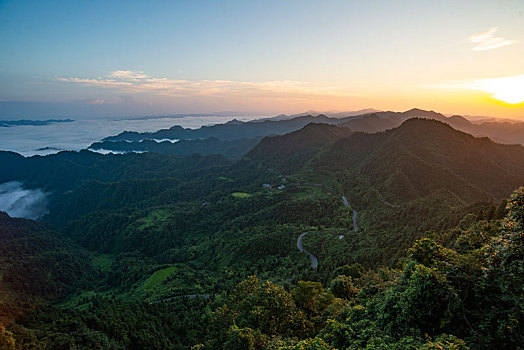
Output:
[0,112,523,349]
[3,2,523,348]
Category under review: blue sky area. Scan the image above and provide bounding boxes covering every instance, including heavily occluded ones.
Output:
[1,0,523,118]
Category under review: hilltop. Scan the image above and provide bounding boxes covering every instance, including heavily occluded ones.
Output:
[246,123,353,172]
[97,108,524,158]
[1,110,523,349]
[249,118,524,203]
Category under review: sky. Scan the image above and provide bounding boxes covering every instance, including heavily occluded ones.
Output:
[0,0,523,119]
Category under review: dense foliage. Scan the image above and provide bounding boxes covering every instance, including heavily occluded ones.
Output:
[1,119,523,349]
[90,137,262,159]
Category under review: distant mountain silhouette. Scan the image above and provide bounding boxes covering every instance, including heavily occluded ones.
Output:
[339,113,399,132]
[447,115,472,129]
[90,137,262,159]
[100,108,524,157]
[336,109,524,145]
[468,121,524,145]
[103,114,337,142]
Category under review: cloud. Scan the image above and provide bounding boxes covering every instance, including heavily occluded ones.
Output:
[58,77,133,88]
[58,70,360,99]
[86,99,105,105]
[109,70,149,80]
[0,181,48,219]
[468,27,516,51]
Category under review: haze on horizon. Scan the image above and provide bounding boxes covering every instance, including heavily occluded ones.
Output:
[0,0,523,120]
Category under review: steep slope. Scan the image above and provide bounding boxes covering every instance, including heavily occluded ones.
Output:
[246,123,353,172]
[248,118,524,204]
[320,118,524,203]
[0,212,93,303]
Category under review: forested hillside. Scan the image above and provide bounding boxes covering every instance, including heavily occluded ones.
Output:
[1,117,523,349]
[246,123,353,172]
[89,137,262,159]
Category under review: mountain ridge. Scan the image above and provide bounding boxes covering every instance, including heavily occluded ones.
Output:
[249,118,524,203]
[99,108,524,149]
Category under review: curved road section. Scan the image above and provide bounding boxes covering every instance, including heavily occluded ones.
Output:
[342,195,358,231]
[297,232,318,268]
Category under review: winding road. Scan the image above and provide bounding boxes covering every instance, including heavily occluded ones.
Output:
[296,194,359,269]
[342,195,358,231]
[297,232,318,268]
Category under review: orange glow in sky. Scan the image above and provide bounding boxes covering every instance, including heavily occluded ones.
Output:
[1,1,523,119]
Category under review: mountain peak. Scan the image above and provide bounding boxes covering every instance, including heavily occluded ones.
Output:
[447,115,472,128]
[225,119,243,125]
[399,117,452,129]
[247,123,353,171]
[402,108,447,122]
[405,108,429,113]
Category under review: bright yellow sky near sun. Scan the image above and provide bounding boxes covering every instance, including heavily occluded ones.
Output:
[254,84,524,120]
[288,72,524,119]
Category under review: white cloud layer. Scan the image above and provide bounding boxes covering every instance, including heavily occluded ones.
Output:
[58,71,357,99]
[468,27,516,51]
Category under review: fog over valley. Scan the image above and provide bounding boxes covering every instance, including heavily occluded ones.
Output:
[0,115,258,156]
[0,181,48,219]
[1,1,523,348]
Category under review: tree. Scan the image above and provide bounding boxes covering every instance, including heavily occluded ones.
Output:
[477,187,524,348]
[372,262,460,337]
[277,337,335,350]
[208,276,307,348]
[0,325,16,350]
[329,275,358,300]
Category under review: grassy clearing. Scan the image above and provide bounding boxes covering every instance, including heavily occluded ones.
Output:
[231,192,253,198]
[294,191,310,199]
[91,254,114,271]
[143,267,176,290]
[293,185,322,199]
[218,176,234,182]
[61,290,101,309]
[137,208,170,231]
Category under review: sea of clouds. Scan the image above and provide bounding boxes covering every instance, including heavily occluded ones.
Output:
[0,116,260,157]
[0,116,263,219]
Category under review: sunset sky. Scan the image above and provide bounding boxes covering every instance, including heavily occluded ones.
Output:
[1,0,523,119]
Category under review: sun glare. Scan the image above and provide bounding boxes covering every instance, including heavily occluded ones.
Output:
[475,75,524,104]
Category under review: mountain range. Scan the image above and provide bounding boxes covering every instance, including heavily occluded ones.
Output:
[91,108,524,159]
[0,109,523,349]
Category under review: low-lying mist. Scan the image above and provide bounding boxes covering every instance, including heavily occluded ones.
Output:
[0,181,48,219]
